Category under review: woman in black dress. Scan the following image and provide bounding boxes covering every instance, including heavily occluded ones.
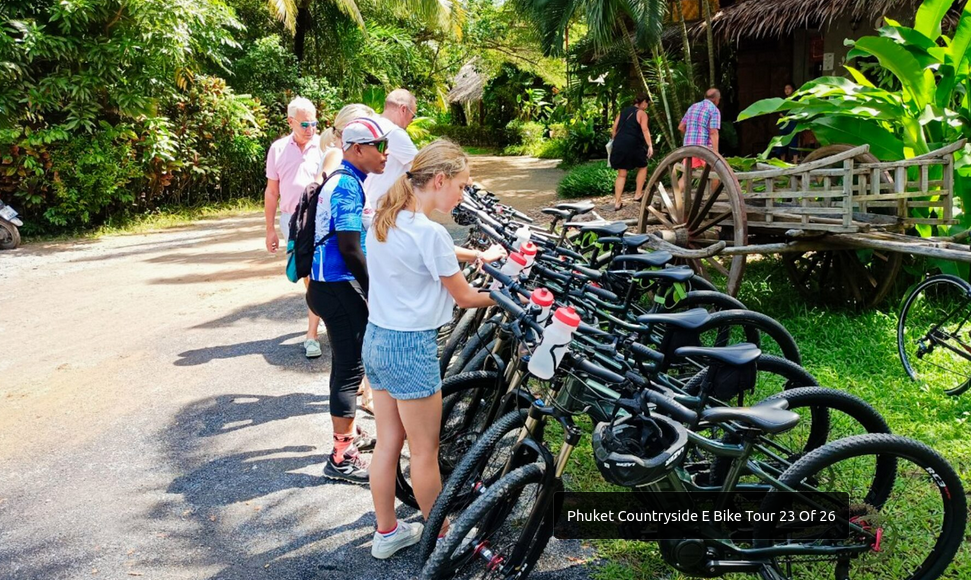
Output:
[609,93,654,210]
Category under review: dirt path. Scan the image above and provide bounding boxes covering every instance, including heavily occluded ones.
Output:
[0,157,590,580]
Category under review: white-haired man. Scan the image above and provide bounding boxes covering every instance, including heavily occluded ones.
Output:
[264,97,327,358]
[363,89,419,207]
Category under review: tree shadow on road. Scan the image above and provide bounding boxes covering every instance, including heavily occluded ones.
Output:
[174,331,324,372]
[191,296,307,329]
[190,393,330,436]
[167,445,331,507]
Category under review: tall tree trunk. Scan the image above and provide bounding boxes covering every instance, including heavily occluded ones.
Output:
[652,46,677,145]
[624,29,673,149]
[660,48,683,117]
[294,3,312,62]
[673,0,696,97]
[703,0,716,88]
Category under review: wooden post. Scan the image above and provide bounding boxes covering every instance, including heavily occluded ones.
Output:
[843,158,854,229]
[943,153,954,223]
[895,166,907,219]
[801,172,810,226]
[765,177,774,224]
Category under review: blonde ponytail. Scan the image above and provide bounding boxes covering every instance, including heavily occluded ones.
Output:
[320,103,376,149]
[373,139,468,243]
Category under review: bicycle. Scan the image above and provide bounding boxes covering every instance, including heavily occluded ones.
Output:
[897,274,971,396]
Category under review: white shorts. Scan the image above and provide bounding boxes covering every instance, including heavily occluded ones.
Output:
[280,212,292,242]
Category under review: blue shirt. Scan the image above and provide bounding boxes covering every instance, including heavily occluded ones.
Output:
[311,160,368,282]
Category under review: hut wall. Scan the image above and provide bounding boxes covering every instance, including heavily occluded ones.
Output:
[735,36,794,155]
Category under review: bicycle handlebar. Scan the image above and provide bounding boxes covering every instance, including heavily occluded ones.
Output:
[642,390,698,425]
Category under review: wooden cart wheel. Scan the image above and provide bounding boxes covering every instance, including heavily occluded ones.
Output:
[782,249,903,308]
[784,144,902,308]
[637,146,748,296]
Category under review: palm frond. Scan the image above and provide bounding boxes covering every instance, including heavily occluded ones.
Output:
[381,0,465,34]
[267,0,363,34]
[267,0,298,33]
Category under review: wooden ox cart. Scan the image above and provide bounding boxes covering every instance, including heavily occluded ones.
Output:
[636,141,971,307]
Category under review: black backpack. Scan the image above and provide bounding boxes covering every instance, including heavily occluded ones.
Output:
[285,167,353,282]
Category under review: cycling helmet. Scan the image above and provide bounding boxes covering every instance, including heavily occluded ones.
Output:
[592,412,688,487]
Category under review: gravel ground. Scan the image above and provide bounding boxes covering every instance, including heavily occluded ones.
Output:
[0,157,600,580]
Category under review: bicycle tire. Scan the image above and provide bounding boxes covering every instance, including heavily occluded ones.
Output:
[418,409,530,561]
[897,274,971,396]
[696,309,801,364]
[421,462,557,580]
[440,308,478,377]
[395,370,502,509]
[446,321,499,378]
[708,385,892,488]
[756,434,966,580]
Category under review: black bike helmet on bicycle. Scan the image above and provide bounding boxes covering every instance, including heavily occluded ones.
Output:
[592,410,688,488]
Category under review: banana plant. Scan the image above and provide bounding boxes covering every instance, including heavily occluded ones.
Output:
[738,0,971,243]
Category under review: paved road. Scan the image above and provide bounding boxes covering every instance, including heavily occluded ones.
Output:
[0,158,585,579]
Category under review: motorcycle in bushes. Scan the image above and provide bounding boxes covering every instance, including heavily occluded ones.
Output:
[0,198,23,250]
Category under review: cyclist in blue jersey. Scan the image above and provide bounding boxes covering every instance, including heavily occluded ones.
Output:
[306,117,389,484]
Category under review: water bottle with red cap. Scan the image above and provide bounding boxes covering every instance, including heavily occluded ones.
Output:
[528,306,581,380]
[513,225,531,251]
[489,252,527,290]
[530,287,555,323]
[520,241,537,275]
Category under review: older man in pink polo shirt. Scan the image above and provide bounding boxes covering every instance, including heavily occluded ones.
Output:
[265,97,327,358]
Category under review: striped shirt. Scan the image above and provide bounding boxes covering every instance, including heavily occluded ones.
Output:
[681,100,721,148]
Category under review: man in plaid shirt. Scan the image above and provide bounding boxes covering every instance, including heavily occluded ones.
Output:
[680,88,722,156]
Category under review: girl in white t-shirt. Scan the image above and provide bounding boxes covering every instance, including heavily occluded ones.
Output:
[361,139,506,559]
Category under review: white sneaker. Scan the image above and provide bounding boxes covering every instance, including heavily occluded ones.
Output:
[371,520,423,560]
[304,339,322,358]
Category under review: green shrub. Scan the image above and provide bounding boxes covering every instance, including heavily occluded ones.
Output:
[558,161,618,198]
[548,122,568,140]
[536,138,568,159]
[562,116,610,166]
[432,125,516,148]
[558,160,656,199]
[507,120,545,146]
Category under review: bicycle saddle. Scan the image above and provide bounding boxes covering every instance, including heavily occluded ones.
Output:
[556,201,596,215]
[700,403,800,435]
[541,208,572,219]
[580,221,628,237]
[611,251,673,269]
[637,308,711,330]
[599,233,652,250]
[632,266,695,282]
[674,343,762,366]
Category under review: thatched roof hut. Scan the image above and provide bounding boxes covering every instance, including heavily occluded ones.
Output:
[448,61,486,104]
[700,0,960,44]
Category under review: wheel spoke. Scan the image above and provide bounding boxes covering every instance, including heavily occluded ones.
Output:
[705,256,731,277]
[657,182,680,222]
[686,162,712,227]
[687,182,725,231]
[691,210,734,237]
[647,205,678,229]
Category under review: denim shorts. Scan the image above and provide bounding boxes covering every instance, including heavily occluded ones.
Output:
[362,322,442,400]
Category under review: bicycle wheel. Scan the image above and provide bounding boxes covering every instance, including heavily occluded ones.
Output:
[421,462,559,580]
[681,354,816,407]
[757,434,966,580]
[441,308,479,377]
[706,386,891,488]
[898,274,971,396]
[418,410,531,560]
[448,321,500,378]
[696,309,801,363]
[396,370,503,509]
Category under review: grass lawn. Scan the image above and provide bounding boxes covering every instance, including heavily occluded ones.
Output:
[553,258,971,580]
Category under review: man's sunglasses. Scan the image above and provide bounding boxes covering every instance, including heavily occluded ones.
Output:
[299,121,319,129]
[359,140,388,153]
